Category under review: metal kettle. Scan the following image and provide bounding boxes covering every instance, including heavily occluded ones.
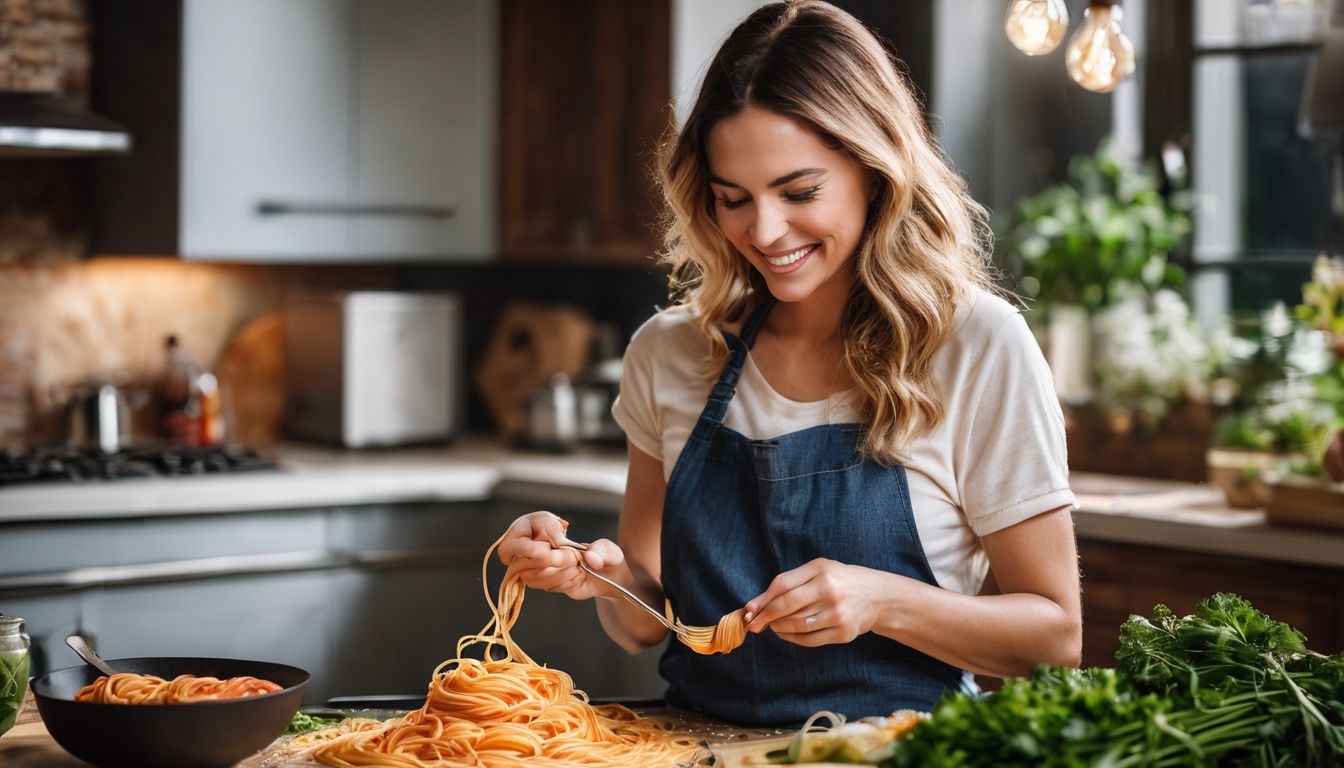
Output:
[66,382,136,453]
[523,373,579,451]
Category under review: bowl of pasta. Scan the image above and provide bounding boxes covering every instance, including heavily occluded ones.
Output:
[32,656,308,768]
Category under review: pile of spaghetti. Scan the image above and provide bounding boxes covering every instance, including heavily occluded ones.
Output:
[74,673,281,704]
[296,533,702,768]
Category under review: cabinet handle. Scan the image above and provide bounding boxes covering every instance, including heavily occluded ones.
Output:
[256,200,457,218]
[0,551,341,597]
[0,547,485,598]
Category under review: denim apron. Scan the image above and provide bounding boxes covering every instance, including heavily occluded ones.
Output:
[659,300,964,726]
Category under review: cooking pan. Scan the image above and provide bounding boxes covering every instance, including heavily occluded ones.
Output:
[33,657,308,768]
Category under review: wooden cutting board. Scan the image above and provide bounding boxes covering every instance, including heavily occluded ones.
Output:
[0,721,88,767]
[712,734,873,766]
[214,311,285,446]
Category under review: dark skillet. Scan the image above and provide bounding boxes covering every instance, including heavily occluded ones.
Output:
[32,657,308,768]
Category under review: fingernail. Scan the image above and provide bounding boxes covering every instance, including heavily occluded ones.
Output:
[743,611,754,623]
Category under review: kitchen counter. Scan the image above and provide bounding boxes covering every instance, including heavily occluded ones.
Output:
[2,437,1342,569]
[0,700,801,768]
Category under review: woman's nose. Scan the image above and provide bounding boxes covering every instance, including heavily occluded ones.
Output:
[748,202,789,249]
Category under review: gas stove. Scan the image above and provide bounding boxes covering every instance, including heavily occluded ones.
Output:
[0,445,279,486]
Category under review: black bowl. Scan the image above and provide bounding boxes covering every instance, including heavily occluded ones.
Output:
[33,657,308,768]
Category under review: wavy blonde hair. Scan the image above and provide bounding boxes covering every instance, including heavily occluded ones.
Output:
[655,0,1001,465]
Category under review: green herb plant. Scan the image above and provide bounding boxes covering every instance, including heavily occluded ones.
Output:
[997,138,1190,311]
[879,594,1344,767]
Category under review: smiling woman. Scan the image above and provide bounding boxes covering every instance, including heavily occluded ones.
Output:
[497,0,1082,727]
[706,115,872,305]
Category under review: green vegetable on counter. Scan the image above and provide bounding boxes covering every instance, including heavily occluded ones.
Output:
[868,593,1344,767]
[284,710,343,736]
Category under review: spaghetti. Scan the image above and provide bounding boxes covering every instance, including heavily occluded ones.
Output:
[74,673,281,704]
[668,604,747,655]
[303,533,704,768]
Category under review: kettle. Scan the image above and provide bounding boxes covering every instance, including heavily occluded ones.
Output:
[522,373,579,451]
[66,382,137,453]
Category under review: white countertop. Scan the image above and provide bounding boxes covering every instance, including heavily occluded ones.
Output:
[1,438,1341,568]
[0,439,625,522]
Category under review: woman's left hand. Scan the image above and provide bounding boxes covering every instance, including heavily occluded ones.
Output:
[742,558,887,646]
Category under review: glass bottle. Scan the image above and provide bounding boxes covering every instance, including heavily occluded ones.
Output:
[158,334,201,446]
[0,615,30,738]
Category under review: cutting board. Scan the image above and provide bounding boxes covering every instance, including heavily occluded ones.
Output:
[712,734,874,766]
[0,721,89,767]
[214,311,285,446]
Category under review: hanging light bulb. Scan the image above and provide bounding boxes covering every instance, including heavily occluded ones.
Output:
[1004,0,1069,56]
[1065,0,1136,93]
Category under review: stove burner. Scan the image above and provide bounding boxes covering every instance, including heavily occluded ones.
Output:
[0,445,279,486]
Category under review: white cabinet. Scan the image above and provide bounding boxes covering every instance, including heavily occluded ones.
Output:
[93,0,496,262]
[180,0,354,259]
[350,0,496,258]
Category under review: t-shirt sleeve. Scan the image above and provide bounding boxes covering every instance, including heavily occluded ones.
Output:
[611,319,663,460]
[956,312,1076,536]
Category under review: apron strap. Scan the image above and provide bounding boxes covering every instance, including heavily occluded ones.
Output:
[702,297,774,425]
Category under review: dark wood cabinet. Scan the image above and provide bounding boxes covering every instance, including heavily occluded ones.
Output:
[1078,539,1344,668]
[499,0,671,263]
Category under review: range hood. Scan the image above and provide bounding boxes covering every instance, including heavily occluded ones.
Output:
[0,91,132,157]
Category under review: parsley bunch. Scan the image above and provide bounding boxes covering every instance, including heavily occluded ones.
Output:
[882,594,1344,767]
[1117,593,1344,765]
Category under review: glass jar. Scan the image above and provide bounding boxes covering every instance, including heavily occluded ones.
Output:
[0,616,31,738]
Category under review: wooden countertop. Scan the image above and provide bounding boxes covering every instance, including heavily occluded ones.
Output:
[0,697,841,768]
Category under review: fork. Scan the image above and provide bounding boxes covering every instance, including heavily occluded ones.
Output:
[554,539,697,643]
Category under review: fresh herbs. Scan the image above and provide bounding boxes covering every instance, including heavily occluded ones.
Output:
[0,650,29,736]
[877,594,1344,767]
[284,710,343,736]
[1116,593,1344,765]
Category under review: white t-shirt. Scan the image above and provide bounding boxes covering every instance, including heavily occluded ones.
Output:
[611,288,1076,597]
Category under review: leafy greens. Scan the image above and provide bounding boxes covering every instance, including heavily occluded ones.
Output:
[880,593,1344,767]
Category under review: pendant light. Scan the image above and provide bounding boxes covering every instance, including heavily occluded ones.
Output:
[1004,0,1070,56]
[1064,0,1137,93]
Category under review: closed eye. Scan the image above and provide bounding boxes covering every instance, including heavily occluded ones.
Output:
[784,185,822,203]
[717,197,750,210]
[716,185,822,211]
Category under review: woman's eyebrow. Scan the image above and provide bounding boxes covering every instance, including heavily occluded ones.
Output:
[708,168,827,189]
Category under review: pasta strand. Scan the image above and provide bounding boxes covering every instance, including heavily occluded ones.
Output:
[303,532,703,768]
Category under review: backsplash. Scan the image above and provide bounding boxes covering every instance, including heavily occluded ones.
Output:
[0,260,279,450]
[0,257,411,452]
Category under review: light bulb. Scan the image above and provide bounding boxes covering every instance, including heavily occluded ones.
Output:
[1004,0,1069,56]
[1065,2,1136,93]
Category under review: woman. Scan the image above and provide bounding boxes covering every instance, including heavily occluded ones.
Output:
[499,0,1081,726]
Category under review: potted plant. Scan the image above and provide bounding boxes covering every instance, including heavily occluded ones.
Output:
[997,138,1191,405]
[1208,404,1324,508]
[1262,257,1344,523]
[1090,286,1219,433]
[1208,271,1343,510]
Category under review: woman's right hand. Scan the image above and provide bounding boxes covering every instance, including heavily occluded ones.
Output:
[496,511,630,601]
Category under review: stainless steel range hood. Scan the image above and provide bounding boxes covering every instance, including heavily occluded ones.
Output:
[0,91,132,157]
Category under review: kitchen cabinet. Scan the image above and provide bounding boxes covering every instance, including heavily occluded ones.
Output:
[0,502,492,703]
[91,0,495,262]
[1078,539,1344,668]
[498,0,670,263]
